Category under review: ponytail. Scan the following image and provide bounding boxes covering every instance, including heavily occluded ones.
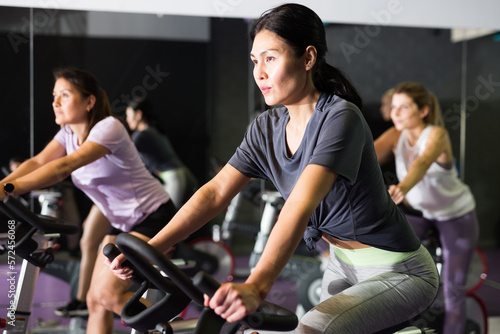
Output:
[427,92,444,126]
[314,61,363,109]
[85,88,113,141]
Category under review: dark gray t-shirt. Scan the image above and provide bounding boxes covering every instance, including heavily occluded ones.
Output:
[131,127,183,173]
[228,93,420,252]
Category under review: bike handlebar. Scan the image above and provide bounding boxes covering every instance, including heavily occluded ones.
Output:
[0,195,79,267]
[112,233,298,333]
[2,195,79,235]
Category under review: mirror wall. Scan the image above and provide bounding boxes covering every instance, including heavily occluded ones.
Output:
[1,6,499,247]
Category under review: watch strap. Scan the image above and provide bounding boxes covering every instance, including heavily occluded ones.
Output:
[4,183,15,194]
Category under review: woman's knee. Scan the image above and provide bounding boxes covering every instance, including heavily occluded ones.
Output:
[296,307,353,334]
[87,280,122,311]
[80,232,100,253]
[87,263,128,312]
[296,309,327,333]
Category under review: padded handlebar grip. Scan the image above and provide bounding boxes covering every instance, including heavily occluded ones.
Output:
[192,271,220,297]
[102,243,146,285]
[102,243,121,262]
[3,195,79,234]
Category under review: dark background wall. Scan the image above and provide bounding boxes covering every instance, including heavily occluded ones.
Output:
[1,34,209,183]
[1,12,499,247]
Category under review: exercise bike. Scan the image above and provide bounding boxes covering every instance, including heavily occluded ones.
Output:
[104,233,299,334]
[0,195,79,334]
[220,188,325,316]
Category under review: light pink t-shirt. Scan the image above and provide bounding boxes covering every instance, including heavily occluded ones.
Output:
[54,116,170,232]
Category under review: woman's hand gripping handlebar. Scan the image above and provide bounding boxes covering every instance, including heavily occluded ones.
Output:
[110,233,298,333]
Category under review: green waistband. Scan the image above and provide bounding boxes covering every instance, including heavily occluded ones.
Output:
[158,169,177,178]
[332,245,417,266]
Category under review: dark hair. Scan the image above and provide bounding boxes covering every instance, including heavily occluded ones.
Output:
[393,81,444,126]
[127,96,155,125]
[250,3,362,109]
[53,67,112,142]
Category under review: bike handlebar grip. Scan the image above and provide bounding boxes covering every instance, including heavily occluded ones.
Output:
[192,270,298,331]
[3,195,79,234]
[103,243,121,262]
[103,243,135,270]
[102,243,145,285]
[192,271,220,297]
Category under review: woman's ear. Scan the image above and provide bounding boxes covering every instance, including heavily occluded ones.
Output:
[420,105,430,119]
[87,95,96,111]
[304,45,317,71]
[136,109,143,121]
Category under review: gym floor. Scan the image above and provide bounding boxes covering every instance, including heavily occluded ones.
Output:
[1,247,500,333]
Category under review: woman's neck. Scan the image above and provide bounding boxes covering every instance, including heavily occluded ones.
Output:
[285,90,320,156]
[286,90,320,123]
[405,123,427,146]
[69,123,89,146]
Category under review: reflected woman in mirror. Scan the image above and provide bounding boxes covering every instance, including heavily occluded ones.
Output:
[375,81,479,334]
[0,67,177,334]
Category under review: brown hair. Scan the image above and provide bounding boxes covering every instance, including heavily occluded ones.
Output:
[53,67,112,142]
[393,81,444,126]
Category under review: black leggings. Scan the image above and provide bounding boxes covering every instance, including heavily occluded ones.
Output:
[107,200,177,238]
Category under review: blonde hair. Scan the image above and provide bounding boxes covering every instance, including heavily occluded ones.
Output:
[393,82,444,126]
[383,88,394,98]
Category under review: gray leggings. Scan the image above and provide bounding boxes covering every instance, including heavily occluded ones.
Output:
[296,245,439,334]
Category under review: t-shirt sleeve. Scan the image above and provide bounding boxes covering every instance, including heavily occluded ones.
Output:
[54,127,67,147]
[228,120,269,179]
[86,117,127,154]
[309,108,365,183]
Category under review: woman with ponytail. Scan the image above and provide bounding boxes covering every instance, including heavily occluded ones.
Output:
[375,81,479,334]
[0,67,177,334]
[111,5,438,333]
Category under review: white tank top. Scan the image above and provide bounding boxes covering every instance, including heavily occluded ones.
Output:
[395,125,475,220]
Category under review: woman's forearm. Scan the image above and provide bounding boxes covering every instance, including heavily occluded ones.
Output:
[1,159,42,184]
[6,158,73,196]
[149,187,222,251]
[398,159,429,195]
[398,127,449,195]
[245,202,309,299]
[246,164,336,299]
[149,168,247,254]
